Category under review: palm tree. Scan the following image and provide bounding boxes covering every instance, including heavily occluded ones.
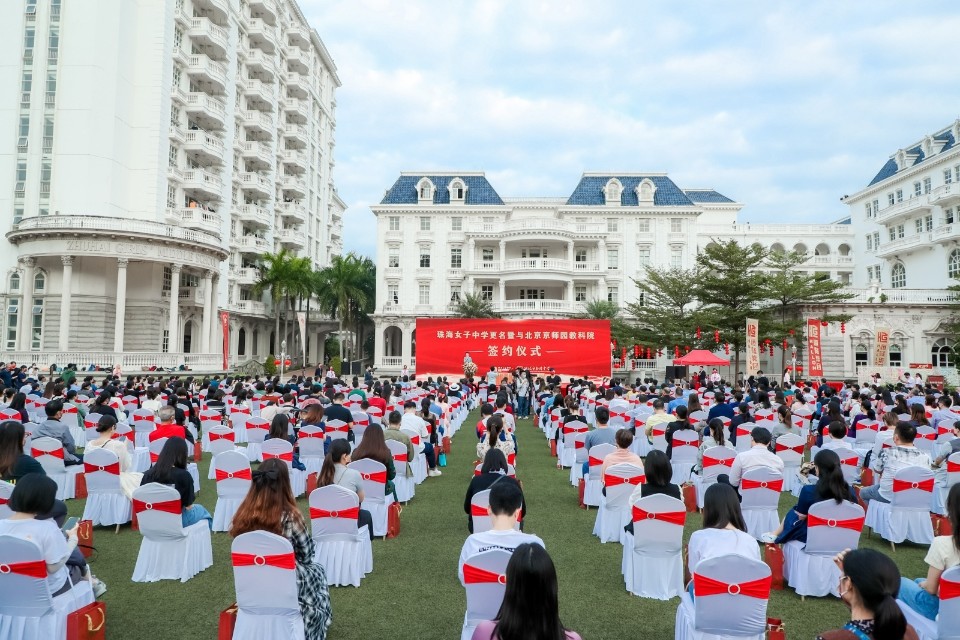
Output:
[315,253,372,365]
[253,249,295,353]
[455,293,500,318]
[284,256,313,358]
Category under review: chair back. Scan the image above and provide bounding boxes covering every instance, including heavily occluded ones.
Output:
[199,409,221,423]
[587,444,616,479]
[571,432,588,464]
[939,419,956,438]
[914,426,938,455]
[603,463,645,508]
[296,425,326,459]
[0,480,13,519]
[325,419,350,441]
[838,451,860,484]
[671,430,699,463]
[0,534,55,617]
[207,425,237,456]
[115,422,134,443]
[386,439,410,470]
[148,438,168,464]
[400,428,423,452]
[83,413,102,429]
[83,447,123,494]
[688,410,708,425]
[261,438,295,469]
[132,409,155,423]
[213,450,252,498]
[562,420,589,443]
[60,402,80,428]
[309,484,361,538]
[608,408,631,429]
[132,482,185,540]
[122,396,139,414]
[462,549,511,627]
[470,489,493,533]
[350,411,369,443]
[735,422,757,452]
[938,565,960,639]
[134,419,155,440]
[245,417,270,444]
[701,446,736,483]
[739,468,783,508]
[692,555,771,635]
[855,420,879,445]
[755,409,775,424]
[630,494,685,554]
[348,459,388,504]
[0,408,21,422]
[30,436,66,473]
[890,466,935,510]
[804,500,864,556]
[650,422,668,452]
[947,451,960,488]
[232,531,301,614]
[791,412,810,434]
[774,434,805,466]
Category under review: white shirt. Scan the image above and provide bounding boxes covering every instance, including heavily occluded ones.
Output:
[141,399,162,414]
[728,444,785,486]
[710,372,722,383]
[457,528,545,583]
[822,438,853,452]
[494,409,515,433]
[486,371,498,385]
[687,527,760,574]
[0,518,70,594]
[400,412,430,440]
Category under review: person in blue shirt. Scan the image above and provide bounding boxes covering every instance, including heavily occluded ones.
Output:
[707,395,736,422]
[667,388,688,414]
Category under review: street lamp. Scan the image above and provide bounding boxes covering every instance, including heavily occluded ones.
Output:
[791,344,797,376]
[279,340,289,378]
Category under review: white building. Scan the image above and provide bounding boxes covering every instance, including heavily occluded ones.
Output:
[0,0,342,370]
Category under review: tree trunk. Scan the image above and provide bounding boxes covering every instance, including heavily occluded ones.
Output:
[273,291,281,356]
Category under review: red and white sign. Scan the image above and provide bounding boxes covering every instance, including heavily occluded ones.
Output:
[746,318,760,375]
[414,318,611,378]
[908,363,934,370]
[807,318,823,378]
[219,311,230,370]
[873,327,890,367]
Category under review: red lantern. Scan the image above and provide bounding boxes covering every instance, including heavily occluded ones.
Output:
[611,338,617,350]
[274,359,281,366]
[620,347,627,363]
[674,345,680,358]
[788,329,795,336]
[782,339,788,351]
[820,320,828,327]
[840,321,846,334]
[633,344,640,358]
[646,347,651,359]
[714,329,720,344]
[696,326,702,340]
[724,343,730,355]
[769,344,774,357]
[284,359,292,367]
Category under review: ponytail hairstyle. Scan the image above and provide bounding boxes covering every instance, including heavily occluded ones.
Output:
[841,549,906,640]
[948,483,960,555]
[707,418,725,447]
[318,439,351,488]
[777,404,792,429]
[861,399,876,421]
[487,414,504,448]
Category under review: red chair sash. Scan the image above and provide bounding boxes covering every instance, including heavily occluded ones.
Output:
[807,514,865,531]
[231,408,250,414]
[149,452,159,463]
[918,432,936,441]
[132,498,182,515]
[62,406,78,414]
[0,497,7,506]
[775,444,804,455]
[84,461,120,475]
[703,456,733,468]
[262,451,293,462]
[631,506,685,526]
[0,559,46,579]
[246,422,269,432]
[231,552,296,570]
[209,432,235,442]
[394,453,408,463]
[409,435,421,445]
[573,440,585,449]
[32,447,64,459]
[309,506,359,520]
[740,478,783,492]
[940,577,960,600]
[892,478,934,492]
[215,468,252,481]
[858,422,879,431]
[588,456,604,467]
[604,474,643,487]
[298,430,324,439]
[326,424,350,433]
[840,457,858,467]
[359,470,387,484]
[470,504,489,517]
[947,460,960,473]
[610,412,629,420]
[462,563,506,585]
[693,573,771,599]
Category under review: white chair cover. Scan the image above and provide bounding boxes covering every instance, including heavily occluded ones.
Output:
[229,406,252,443]
[309,485,373,587]
[864,466,935,545]
[232,531,306,640]
[30,436,81,500]
[775,434,805,493]
[674,555,770,640]
[593,463,645,543]
[671,430,699,484]
[739,468,783,540]
[400,428,428,485]
[937,565,960,640]
[348,458,393,538]
[897,600,937,640]
[461,549,511,640]
[325,419,350,442]
[296,425,326,476]
[131,482,213,582]
[212,451,252,532]
[0,481,13,519]
[133,419,155,449]
[915,426,938,457]
[734,422,757,453]
[694,447,736,509]
[470,489,493,534]
[205,426,239,479]
[560,421,588,471]
[783,500,864,597]
[622,494,685,600]
[584,443,615,506]
[80,447,132,526]
[262,439,306,497]
[386,439,415,503]
[244,418,270,462]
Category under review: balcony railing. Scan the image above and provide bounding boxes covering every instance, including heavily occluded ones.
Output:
[234,204,272,227]
[188,17,229,56]
[809,255,854,265]
[491,299,584,313]
[277,201,307,222]
[467,218,599,235]
[232,300,268,315]
[187,54,227,89]
[696,223,853,236]
[930,183,960,205]
[2,351,225,370]
[875,233,928,258]
[837,287,957,304]
[11,215,222,248]
[168,207,222,236]
[234,235,271,253]
[231,267,259,285]
[182,169,223,195]
[875,196,933,224]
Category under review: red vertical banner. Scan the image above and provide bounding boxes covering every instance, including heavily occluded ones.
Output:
[806,318,823,378]
[219,311,230,370]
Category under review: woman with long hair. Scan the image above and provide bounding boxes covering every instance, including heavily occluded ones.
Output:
[85,415,142,499]
[230,459,332,640]
[140,436,211,529]
[90,388,118,420]
[317,439,374,540]
[472,543,581,640]
[266,413,306,471]
[764,448,853,543]
[770,404,801,441]
[816,548,918,640]
[8,392,29,423]
[894,395,910,417]
[909,403,930,428]
[299,404,324,428]
[623,450,682,535]
[477,414,514,460]
[350,424,397,498]
[0,420,43,481]
[898,483,960,621]
[697,418,734,472]
[686,483,759,579]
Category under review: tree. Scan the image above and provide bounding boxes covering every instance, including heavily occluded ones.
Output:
[625,266,702,355]
[578,299,639,354]
[315,253,373,365]
[254,249,296,354]
[454,293,500,319]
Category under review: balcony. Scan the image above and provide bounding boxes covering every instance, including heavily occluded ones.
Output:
[182,130,224,165]
[474,261,501,272]
[244,50,277,79]
[875,196,933,225]
[278,227,305,249]
[500,258,601,273]
[184,92,226,129]
[243,78,275,110]
[930,183,960,207]
[384,266,401,279]
[170,84,188,105]
[282,124,308,147]
[248,0,278,24]
[233,300,268,316]
[194,0,230,22]
[233,235,271,255]
[167,207,222,235]
[281,148,307,172]
[280,175,307,198]
[234,203,272,228]
[277,201,307,223]
[809,255,854,266]
[875,232,930,259]
[240,140,273,170]
[231,267,259,286]
[284,71,310,99]
[466,217,602,237]
[933,223,960,244]
[242,110,274,135]
[286,24,310,48]
[182,169,223,199]
[491,299,584,315]
[284,46,310,74]
[187,17,228,59]
[696,223,855,236]
[282,98,309,124]
[238,172,273,199]
[248,18,278,53]
[169,123,186,144]
[186,54,227,93]
[838,288,957,305]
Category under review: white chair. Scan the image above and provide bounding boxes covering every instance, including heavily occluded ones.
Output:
[855,419,879,447]
[584,443,616,507]
[915,426,938,457]
[783,500,864,598]
[324,419,350,441]
[229,406,252,443]
[460,549,512,640]
[212,451,252,532]
[670,430,700,484]
[0,408,21,422]
[675,555,771,640]
[621,494,686,600]
[348,458,393,538]
[350,411,370,443]
[30,436,81,501]
[593,463,645,543]
[0,480,13,519]
[694,446,736,509]
[309,485,373,587]
[838,451,860,485]
[386,439,415,503]
[296,425,326,476]
[739,468,783,540]
[864,466,935,547]
[205,426,238,479]
[131,482,213,583]
[0,534,94,639]
[148,438,200,493]
[470,489,494,534]
[80,448,132,527]
[567,431,589,484]
[231,531,306,639]
[133,419,155,449]
[734,422,757,453]
[650,422,669,453]
[61,403,83,446]
[262,438,307,497]
[775,434,805,494]
[560,421,588,470]
[244,417,270,462]
[400,428,428,485]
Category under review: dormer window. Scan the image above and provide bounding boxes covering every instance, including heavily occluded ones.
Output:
[416,177,435,204]
[635,178,657,205]
[603,178,622,206]
[448,178,467,204]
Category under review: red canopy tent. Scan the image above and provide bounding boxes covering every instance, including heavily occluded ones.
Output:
[672,350,730,366]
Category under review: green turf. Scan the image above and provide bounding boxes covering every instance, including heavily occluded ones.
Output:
[67,410,931,639]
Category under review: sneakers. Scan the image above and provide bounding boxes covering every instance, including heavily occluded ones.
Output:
[92,578,107,598]
[760,532,777,544]
[427,469,442,477]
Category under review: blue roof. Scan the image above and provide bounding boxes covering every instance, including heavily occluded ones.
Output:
[683,189,735,204]
[867,131,956,187]
[566,175,694,206]
[380,175,504,205]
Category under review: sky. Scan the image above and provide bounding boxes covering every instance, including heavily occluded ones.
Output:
[298,0,960,258]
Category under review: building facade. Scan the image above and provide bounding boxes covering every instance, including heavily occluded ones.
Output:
[0,0,342,370]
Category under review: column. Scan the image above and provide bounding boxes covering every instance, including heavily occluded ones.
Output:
[598,239,606,270]
[168,264,181,353]
[467,238,475,270]
[598,277,607,301]
[400,324,412,366]
[58,256,74,350]
[113,258,128,352]
[16,258,35,351]
[498,240,505,266]
[566,280,573,302]
[209,274,219,353]
[201,270,214,353]
[374,321,385,367]
[567,240,574,263]
[498,278,505,303]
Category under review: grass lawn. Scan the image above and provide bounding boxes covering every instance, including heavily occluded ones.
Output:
[67,409,931,639]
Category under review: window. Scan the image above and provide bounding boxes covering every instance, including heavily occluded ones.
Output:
[948,208,956,225]
[162,266,172,293]
[637,247,651,266]
[387,250,399,268]
[574,285,586,302]
[419,217,430,231]
[450,285,461,303]
[891,262,906,289]
[575,248,587,263]
[168,145,178,168]
[888,227,896,242]
[896,189,903,203]
[9,273,20,292]
[418,182,432,200]
[170,106,179,128]
[670,218,683,233]
[924,177,932,194]
[607,218,618,233]
[167,184,176,208]
[606,247,618,270]
[162,329,169,353]
[172,65,181,91]
[33,272,44,292]
[946,169,954,184]
[30,298,42,349]
[419,251,430,268]
[481,248,494,262]
[450,247,462,269]
[388,216,400,231]
[387,284,398,304]
[418,284,429,305]
[5,299,18,350]
[897,224,905,238]
[916,218,924,234]
[873,232,880,248]
[670,248,682,269]
[174,27,183,50]
[888,344,902,367]
[872,199,879,215]
[480,285,493,301]
[636,292,645,307]
[925,214,933,231]
[607,287,618,304]
[864,202,872,218]
[519,289,544,300]
[950,249,960,278]
[866,234,873,251]
[451,217,462,231]
[888,193,895,206]
[637,218,650,233]
[914,182,922,197]
[855,344,869,368]
[932,339,954,368]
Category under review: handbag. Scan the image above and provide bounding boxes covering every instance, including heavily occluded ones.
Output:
[764,543,785,590]
[77,519,95,559]
[766,617,786,640]
[306,472,318,495]
[578,477,587,509]
[932,513,954,536]
[194,440,202,463]
[386,501,402,538]
[681,483,698,513]
[67,601,106,640]
[74,473,88,500]
[217,603,238,640]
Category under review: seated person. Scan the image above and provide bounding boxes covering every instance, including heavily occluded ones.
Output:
[664,406,694,459]
[721,426,784,489]
[463,449,525,533]
[477,415,514,461]
[860,421,931,505]
[141,436,211,529]
[686,483,760,596]
[149,406,194,444]
[316,439,374,540]
[624,450,681,534]
[600,429,643,477]
[582,407,616,475]
[35,399,82,466]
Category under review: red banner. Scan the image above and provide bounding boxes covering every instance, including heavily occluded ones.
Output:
[220,311,230,370]
[806,318,823,378]
[415,318,611,378]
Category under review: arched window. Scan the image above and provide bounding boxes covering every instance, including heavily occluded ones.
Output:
[448,178,467,203]
[888,343,902,367]
[793,243,808,255]
[769,243,785,254]
[635,178,656,204]
[9,272,20,292]
[891,262,906,289]
[949,249,960,278]
[238,327,246,356]
[34,271,45,292]
[416,177,435,203]
[932,339,953,368]
[855,343,869,368]
[604,178,622,205]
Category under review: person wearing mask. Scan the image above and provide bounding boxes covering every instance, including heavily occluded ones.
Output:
[140,437,212,529]
[600,429,643,477]
[463,449,525,533]
[897,483,960,622]
[85,415,143,499]
[0,420,44,481]
[230,460,332,640]
[471,543,582,640]
[149,405,193,444]
[722,427,785,489]
[816,548,918,640]
[316,439,375,540]
[686,483,761,589]
[664,406,695,459]
[34,398,83,466]
[350,424,397,499]
[383,410,415,479]
[860,422,932,506]
[515,373,531,420]
[477,415,514,461]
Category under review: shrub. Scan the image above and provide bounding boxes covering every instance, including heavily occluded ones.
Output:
[264,354,277,376]
[329,356,342,376]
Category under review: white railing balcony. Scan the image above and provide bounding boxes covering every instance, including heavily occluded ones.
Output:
[502,258,570,271]
[234,203,272,228]
[696,223,854,236]
[183,131,224,162]
[467,217,598,236]
[572,261,601,272]
[932,223,960,243]
[282,124,308,146]
[247,18,279,51]
[473,261,501,271]
[184,93,226,122]
[233,300,268,315]
[234,235,271,254]
[809,255,854,266]
[838,287,957,304]
[875,232,929,258]
[238,172,273,197]
[282,148,307,168]
[186,54,227,90]
[240,140,273,166]
[242,110,273,133]
[384,266,401,279]
[280,175,307,196]
[243,77,275,104]
[283,45,310,71]
[2,351,225,371]
[284,71,310,97]
[277,201,306,222]
[278,228,305,248]
[167,207,221,235]
[282,98,309,123]
[188,17,229,57]
[286,24,310,48]
[380,356,403,368]
[491,299,582,314]
[875,196,933,224]
[231,266,259,286]
[170,84,188,105]
[244,49,277,78]
[930,183,960,205]
[11,215,221,248]
[182,169,223,197]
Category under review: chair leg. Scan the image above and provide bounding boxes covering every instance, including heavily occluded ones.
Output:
[115,524,120,534]
[890,541,896,552]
